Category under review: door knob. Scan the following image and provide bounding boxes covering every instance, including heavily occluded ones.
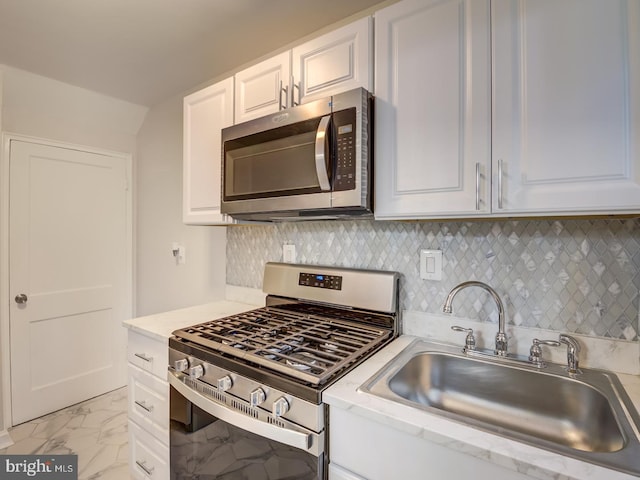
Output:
[15,294,28,304]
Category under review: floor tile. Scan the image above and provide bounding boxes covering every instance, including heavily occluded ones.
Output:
[0,387,129,480]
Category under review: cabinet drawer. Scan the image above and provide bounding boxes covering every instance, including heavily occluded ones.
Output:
[129,420,170,480]
[128,364,169,443]
[127,330,167,379]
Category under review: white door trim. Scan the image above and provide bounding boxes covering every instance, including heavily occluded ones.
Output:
[0,132,134,427]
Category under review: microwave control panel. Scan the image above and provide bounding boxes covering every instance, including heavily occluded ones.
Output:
[333,107,356,191]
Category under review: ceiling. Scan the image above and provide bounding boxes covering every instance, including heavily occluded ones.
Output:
[0,0,388,107]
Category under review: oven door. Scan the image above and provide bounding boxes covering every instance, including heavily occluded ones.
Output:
[169,372,325,480]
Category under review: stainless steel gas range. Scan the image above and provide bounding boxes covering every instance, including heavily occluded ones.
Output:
[168,262,400,479]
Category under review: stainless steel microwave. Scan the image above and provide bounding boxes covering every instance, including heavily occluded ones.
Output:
[220,88,373,221]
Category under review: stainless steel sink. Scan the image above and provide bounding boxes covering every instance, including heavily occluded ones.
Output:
[360,339,640,476]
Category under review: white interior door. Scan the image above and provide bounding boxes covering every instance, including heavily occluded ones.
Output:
[9,139,131,425]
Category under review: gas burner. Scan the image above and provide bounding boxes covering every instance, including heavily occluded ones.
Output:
[286,352,318,371]
[262,347,281,360]
[261,344,295,359]
[319,342,340,353]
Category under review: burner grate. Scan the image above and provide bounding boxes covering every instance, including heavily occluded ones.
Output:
[172,306,392,385]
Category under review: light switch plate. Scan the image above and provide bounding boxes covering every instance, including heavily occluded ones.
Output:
[172,242,186,265]
[283,243,296,263]
[420,249,442,280]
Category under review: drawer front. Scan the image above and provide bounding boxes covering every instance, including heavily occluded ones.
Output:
[127,330,167,379]
[128,364,169,443]
[129,420,170,480]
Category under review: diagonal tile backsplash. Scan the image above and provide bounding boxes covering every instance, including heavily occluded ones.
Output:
[227,218,640,341]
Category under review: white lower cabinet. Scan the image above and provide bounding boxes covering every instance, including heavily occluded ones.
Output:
[129,420,170,480]
[128,364,169,441]
[127,330,169,480]
[329,407,532,480]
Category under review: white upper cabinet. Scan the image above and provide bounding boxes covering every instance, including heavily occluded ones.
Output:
[234,17,373,124]
[376,0,640,219]
[183,77,235,225]
[234,52,291,123]
[292,16,373,105]
[374,0,491,219]
[492,0,640,215]
[186,18,372,225]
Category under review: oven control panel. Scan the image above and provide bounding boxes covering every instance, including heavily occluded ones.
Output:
[298,272,342,290]
[168,347,325,435]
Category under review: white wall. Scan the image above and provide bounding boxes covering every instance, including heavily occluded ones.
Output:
[135,93,227,316]
[0,65,147,434]
[0,65,146,153]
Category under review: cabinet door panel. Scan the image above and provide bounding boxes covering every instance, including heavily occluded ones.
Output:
[235,52,290,123]
[183,77,235,224]
[375,0,491,219]
[492,0,640,214]
[329,407,532,480]
[292,16,372,104]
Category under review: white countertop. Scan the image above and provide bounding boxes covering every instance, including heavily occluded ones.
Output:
[123,300,258,341]
[324,335,640,480]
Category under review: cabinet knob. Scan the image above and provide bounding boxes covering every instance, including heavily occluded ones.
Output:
[15,293,28,304]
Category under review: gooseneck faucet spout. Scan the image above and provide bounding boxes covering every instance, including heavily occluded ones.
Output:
[443,281,508,356]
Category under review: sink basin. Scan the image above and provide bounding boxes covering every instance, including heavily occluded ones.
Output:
[360,339,640,476]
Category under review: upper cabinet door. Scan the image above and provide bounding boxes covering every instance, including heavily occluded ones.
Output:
[292,16,373,105]
[234,51,291,123]
[492,0,640,215]
[183,77,235,225]
[374,0,491,219]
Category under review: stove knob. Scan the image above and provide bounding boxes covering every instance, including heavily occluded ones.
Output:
[188,364,204,379]
[272,397,289,417]
[217,375,233,392]
[174,359,188,372]
[250,388,266,407]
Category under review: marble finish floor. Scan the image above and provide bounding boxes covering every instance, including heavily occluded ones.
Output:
[0,387,129,479]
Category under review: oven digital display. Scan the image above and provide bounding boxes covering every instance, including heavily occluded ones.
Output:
[298,272,342,290]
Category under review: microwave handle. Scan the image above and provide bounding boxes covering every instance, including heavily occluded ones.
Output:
[314,115,332,191]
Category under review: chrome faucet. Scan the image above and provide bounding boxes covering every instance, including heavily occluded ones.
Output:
[443,281,508,356]
[559,334,581,374]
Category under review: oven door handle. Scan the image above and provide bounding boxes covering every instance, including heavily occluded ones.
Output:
[314,114,332,191]
[169,372,315,453]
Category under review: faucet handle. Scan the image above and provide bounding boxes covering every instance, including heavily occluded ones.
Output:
[451,326,476,352]
[559,334,581,374]
[528,338,561,367]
